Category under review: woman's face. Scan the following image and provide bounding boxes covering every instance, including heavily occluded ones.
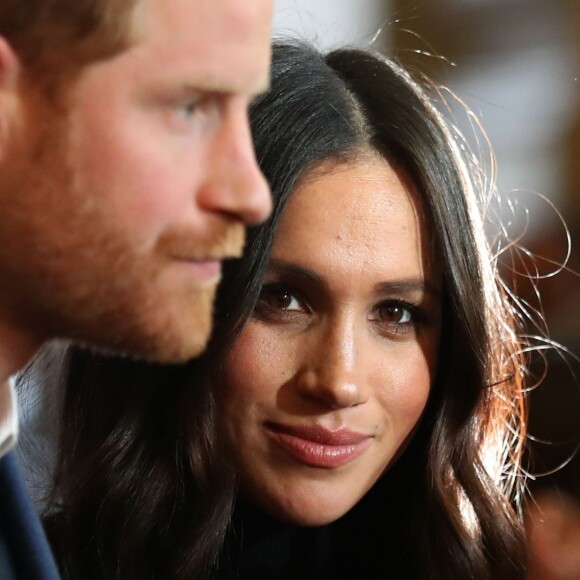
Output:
[219,154,442,526]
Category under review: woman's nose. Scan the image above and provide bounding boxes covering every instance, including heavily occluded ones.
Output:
[295,322,367,410]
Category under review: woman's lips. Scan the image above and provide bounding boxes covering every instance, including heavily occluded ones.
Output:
[265,422,373,469]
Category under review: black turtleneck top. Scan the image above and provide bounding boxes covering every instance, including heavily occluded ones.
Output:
[213,475,419,580]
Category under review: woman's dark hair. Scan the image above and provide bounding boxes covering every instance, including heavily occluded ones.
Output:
[44,40,527,579]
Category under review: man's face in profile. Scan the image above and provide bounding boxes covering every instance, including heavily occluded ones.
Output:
[0,0,272,362]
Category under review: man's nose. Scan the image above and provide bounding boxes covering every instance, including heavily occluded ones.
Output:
[199,105,271,225]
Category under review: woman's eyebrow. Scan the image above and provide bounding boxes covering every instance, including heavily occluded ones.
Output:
[374,280,440,298]
[266,259,322,284]
[267,259,440,298]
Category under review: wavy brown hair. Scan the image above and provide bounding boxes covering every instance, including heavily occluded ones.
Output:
[44,40,527,579]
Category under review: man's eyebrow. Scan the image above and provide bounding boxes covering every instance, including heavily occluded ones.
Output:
[179,75,270,99]
[266,259,322,283]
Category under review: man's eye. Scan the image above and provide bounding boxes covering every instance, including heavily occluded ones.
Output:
[177,100,199,119]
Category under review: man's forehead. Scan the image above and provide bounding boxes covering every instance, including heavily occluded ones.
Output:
[131,0,272,94]
[133,0,272,53]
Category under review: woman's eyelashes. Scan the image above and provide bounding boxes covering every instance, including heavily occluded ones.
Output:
[369,299,426,337]
[254,281,433,337]
[254,283,309,321]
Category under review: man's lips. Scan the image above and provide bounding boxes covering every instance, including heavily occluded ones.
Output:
[173,258,222,278]
[265,422,373,469]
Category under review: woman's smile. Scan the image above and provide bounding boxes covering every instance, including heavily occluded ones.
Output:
[264,422,374,469]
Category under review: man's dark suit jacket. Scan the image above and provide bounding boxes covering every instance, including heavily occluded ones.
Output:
[0,452,60,579]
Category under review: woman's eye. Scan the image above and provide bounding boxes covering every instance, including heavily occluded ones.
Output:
[259,285,302,311]
[253,284,308,321]
[371,300,421,335]
[380,305,412,324]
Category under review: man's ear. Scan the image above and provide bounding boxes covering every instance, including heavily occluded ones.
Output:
[0,36,19,92]
[0,37,20,158]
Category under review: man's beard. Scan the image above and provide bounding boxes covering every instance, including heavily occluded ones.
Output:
[0,98,245,363]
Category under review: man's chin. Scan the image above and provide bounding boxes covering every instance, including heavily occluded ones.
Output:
[71,303,214,365]
[77,327,211,364]
[149,327,212,364]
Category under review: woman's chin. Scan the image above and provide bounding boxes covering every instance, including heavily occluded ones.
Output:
[257,496,354,527]
[240,473,372,528]
[286,511,347,527]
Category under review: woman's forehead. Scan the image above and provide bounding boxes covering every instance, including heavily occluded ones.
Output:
[270,156,439,289]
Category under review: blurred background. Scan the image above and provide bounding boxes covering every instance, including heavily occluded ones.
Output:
[274,0,580,571]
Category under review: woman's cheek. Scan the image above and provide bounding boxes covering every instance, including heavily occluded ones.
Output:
[223,322,282,400]
[377,349,433,426]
